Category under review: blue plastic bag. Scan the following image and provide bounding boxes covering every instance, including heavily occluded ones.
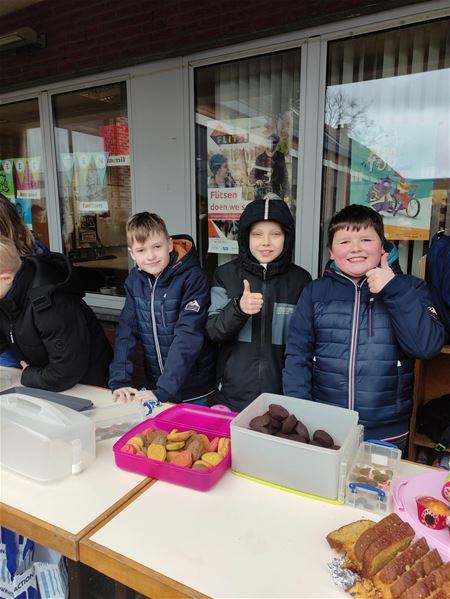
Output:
[0,527,39,599]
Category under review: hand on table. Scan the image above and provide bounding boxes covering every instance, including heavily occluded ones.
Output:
[112,387,139,403]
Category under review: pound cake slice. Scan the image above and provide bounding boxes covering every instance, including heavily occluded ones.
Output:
[390,549,443,599]
[373,537,430,598]
[326,519,375,554]
[354,513,403,564]
[399,561,450,599]
[361,521,415,578]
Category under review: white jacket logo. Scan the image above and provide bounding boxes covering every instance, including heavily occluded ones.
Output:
[185,300,200,312]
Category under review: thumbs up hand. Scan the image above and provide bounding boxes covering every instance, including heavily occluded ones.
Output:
[239,279,264,315]
[366,252,395,293]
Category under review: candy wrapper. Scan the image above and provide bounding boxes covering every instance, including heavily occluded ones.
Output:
[328,556,360,590]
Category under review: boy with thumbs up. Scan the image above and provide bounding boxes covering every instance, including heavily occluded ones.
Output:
[283,204,444,449]
[206,194,311,411]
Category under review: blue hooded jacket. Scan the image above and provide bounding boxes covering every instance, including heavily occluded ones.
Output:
[109,235,216,403]
[283,243,445,440]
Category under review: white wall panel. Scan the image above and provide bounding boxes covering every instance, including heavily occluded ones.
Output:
[130,59,190,236]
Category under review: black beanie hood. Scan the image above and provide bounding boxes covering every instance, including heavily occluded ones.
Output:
[237,193,295,275]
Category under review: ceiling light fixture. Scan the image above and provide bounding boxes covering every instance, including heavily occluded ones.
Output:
[0,27,45,50]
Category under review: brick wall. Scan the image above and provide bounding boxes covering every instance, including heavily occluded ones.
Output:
[0,0,428,92]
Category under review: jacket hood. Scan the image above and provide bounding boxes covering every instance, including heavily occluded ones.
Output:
[325,241,402,280]
[25,253,84,310]
[238,194,295,276]
[2,252,84,314]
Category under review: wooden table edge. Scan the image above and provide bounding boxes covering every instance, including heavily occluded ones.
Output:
[0,477,153,561]
[80,536,209,599]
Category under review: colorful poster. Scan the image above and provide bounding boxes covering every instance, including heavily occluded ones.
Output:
[207,116,294,254]
[73,152,109,215]
[349,137,433,241]
[99,122,129,165]
[0,160,15,199]
[14,197,33,228]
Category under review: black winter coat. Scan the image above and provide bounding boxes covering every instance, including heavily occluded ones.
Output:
[0,253,112,391]
[206,197,311,411]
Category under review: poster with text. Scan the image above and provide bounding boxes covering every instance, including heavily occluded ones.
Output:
[349,138,433,241]
[207,115,294,254]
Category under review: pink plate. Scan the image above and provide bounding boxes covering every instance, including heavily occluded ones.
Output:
[393,469,450,561]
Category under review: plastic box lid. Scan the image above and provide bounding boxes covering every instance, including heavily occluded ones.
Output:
[113,404,237,491]
[0,393,96,481]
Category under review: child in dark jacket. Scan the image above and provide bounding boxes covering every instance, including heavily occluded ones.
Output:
[206,194,312,412]
[0,236,112,391]
[283,204,445,446]
[108,212,216,405]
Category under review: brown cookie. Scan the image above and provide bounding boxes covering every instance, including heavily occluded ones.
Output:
[269,416,282,431]
[330,444,341,451]
[281,413,298,434]
[288,433,309,443]
[152,430,168,446]
[295,420,310,442]
[251,425,271,434]
[268,404,289,421]
[275,431,292,439]
[312,429,334,448]
[185,438,204,462]
[249,413,271,429]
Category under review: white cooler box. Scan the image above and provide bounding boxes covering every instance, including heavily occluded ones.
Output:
[230,393,361,501]
[0,392,96,482]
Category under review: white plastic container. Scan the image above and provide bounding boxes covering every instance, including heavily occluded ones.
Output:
[0,393,96,481]
[230,393,361,501]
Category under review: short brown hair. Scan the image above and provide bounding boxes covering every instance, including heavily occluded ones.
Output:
[327,204,386,248]
[126,212,169,247]
[0,235,22,274]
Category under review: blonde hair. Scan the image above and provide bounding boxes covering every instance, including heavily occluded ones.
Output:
[0,194,35,256]
[126,212,169,247]
[0,235,22,274]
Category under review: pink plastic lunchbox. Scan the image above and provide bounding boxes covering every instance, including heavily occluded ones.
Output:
[113,404,237,491]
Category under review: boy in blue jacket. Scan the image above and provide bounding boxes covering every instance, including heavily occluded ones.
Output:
[283,204,445,450]
[109,212,216,405]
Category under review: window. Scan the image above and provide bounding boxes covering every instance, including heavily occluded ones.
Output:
[0,99,49,248]
[321,19,450,273]
[194,49,302,276]
[52,82,132,296]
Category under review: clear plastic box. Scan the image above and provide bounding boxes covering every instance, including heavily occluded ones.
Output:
[0,393,96,481]
[345,440,402,514]
[230,393,361,501]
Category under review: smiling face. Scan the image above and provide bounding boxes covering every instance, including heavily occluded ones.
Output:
[129,231,173,277]
[249,220,285,264]
[330,225,384,281]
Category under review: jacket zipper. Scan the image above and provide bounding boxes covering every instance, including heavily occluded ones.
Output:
[258,269,267,385]
[149,276,164,373]
[348,283,361,411]
[161,293,167,329]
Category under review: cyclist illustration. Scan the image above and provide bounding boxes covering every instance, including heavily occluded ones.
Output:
[367,176,420,218]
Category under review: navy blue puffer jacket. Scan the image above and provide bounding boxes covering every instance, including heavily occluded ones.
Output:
[283,248,445,440]
[109,236,216,403]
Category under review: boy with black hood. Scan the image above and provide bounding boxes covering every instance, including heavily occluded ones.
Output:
[206,193,311,412]
[0,236,112,391]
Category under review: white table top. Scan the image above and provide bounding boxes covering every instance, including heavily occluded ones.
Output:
[0,367,167,556]
[85,460,430,599]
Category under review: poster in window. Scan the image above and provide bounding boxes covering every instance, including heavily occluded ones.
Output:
[349,139,433,241]
[74,152,109,214]
[207,116,293,254]
[0,160,15,199]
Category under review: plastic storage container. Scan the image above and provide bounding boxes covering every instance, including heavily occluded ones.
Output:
[0,393,96,481]
[230,393,360,501]
[113,404,237,491]
[345,440,401,514]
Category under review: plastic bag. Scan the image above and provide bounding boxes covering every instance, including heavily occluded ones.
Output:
[0,527,39,599]
[33,547,68,599]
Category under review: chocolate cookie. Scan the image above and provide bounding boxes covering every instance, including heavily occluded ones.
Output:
[269,416,282,431]
[312,429,334,448]
[268,404,289,421]
[249,413,271,429]
[295,420,310,442]
[281,413,298,434]
[288,433,309,443]
[252,425,271,434]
